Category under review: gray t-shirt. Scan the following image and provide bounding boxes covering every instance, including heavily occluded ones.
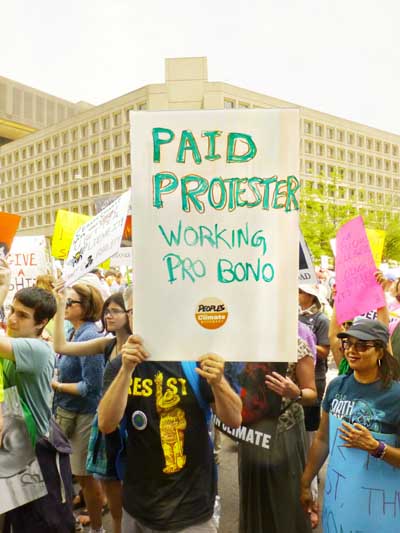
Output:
[3,338,55,438]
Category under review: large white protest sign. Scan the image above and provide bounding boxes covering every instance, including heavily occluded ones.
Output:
[5,236,49,310]
[63,191,130,285]
[131,109,299,361]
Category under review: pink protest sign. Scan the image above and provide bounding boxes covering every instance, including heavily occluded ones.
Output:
[335,216,385,324]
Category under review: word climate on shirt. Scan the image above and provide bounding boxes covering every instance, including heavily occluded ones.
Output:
[151,128,300,213]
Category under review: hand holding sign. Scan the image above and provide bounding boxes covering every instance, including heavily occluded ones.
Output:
[196,354,225,386]
[121,335,149,374]
[338,421,379,452]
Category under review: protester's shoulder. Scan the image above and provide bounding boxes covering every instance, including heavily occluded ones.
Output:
[11,337,54,356]
[324,374,348,397]
[386,379,400,396]
[315,311,330,325]
[76,322,103,342]
[11,338,54,373]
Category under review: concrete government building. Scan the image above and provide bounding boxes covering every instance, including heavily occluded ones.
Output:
[0,56,399,237]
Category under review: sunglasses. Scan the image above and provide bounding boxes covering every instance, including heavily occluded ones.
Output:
[65,298,82,307]
[341,339,377,353]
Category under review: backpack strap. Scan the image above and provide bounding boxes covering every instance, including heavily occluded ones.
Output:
[181,361,211,425]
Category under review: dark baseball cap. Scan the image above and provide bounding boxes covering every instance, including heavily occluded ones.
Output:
[337,319,389,345]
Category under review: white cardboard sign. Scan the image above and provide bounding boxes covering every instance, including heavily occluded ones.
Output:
[63,192,130,285]
[299,232,317,285]
[5,236,48,310]
[131,109,299,362]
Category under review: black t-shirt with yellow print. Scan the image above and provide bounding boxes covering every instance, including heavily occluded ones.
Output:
[120,360,216,530]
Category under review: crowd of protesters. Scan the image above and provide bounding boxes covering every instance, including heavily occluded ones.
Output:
[0,260,399,533]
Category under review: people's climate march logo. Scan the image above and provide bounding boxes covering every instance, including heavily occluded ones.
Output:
[195,297,228,330]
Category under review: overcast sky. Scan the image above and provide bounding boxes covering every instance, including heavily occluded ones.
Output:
[2,0,399,134]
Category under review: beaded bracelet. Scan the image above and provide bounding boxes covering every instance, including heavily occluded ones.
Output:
[371,440,387,459]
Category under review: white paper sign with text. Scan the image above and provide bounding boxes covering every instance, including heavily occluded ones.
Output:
[131,109,299,361]
[5,236,48,310]
[63,191,130,285]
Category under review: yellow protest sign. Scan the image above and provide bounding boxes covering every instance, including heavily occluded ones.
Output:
[52,210,91,259]
[365,228,386,266]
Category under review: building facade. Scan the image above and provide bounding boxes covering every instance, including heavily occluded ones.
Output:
[0,57,399,237]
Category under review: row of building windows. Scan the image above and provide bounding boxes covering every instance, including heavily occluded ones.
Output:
[302,141,399,172]
[301,161,399,189]
[303,120,399,156]
[0,83,76,125]
[0,175,131,214]
[0,151,130,187]
[0,103,145,166]
[17,204,90,229]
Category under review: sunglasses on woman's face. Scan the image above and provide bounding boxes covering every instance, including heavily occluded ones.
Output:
[65,298,82,307]
[341,339,376,353]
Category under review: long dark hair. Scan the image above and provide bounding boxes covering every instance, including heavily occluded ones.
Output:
[100,292,131,335]
[376,342,400,388]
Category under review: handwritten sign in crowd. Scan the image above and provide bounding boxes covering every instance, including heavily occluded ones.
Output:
[52,210,91,260]
[323,414,399,532]
[5,236,48,310]
[335,216,385,324]
[131,109,300,361]
[63,192,130,285]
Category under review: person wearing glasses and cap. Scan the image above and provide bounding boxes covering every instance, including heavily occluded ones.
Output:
[301,319,400,531]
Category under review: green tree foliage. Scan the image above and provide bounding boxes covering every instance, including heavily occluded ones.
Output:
[299,170,355,258]
[299,170,400,262]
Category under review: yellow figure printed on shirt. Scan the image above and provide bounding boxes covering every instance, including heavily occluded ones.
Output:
[155,371,187,474]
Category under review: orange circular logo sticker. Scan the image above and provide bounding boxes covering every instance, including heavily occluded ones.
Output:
[195,297,228,330]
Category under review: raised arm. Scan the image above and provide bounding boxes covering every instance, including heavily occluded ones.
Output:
[196,354,242,428]
[98,335,148,434]
[53,283,110,356]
